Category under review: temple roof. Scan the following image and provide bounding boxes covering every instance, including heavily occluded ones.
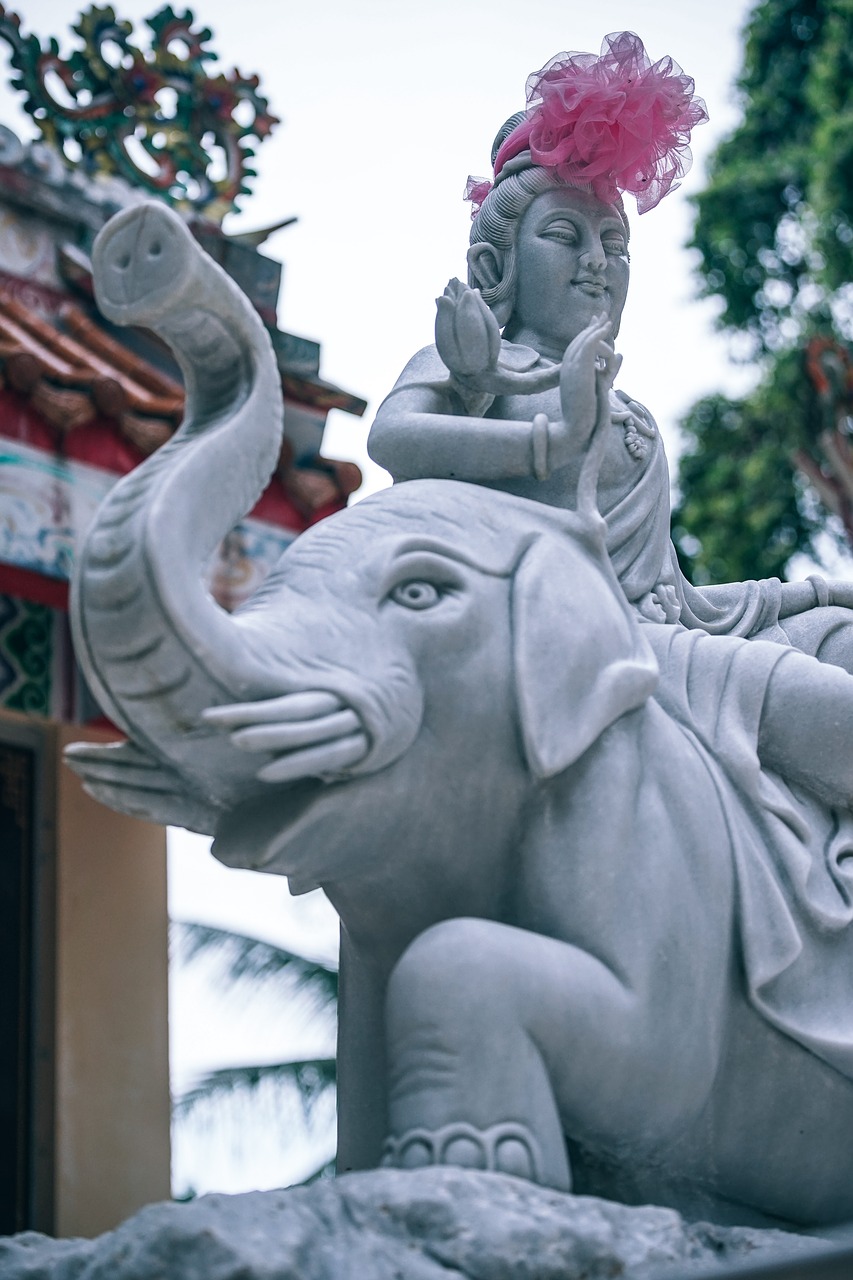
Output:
[0,287,182,438]
[0,126,367,522]
[0,280,366,461]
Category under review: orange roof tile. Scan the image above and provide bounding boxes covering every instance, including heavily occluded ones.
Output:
[60,305,185,402]
[0,293,184,420]
[0,285,362,520]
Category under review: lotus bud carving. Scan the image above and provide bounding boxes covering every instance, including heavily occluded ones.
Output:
[435,278,501,380]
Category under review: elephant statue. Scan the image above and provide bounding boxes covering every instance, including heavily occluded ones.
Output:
[67,202,853,1231]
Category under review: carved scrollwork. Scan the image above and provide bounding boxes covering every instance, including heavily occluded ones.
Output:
[0,3,279,220]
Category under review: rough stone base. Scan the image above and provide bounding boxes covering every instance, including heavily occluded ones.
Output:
[0,1168,832,1280]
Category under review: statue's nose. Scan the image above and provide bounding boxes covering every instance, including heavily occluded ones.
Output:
[579,244,606,273]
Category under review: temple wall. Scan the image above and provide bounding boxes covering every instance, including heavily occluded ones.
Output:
[0,712,171,1237]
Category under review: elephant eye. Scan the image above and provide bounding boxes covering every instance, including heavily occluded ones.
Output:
[389,580,441,610]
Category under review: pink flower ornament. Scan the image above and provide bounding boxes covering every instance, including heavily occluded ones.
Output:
[468,31,708,218]
[464,176,493,217]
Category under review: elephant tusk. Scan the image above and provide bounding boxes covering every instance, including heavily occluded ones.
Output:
[256,731,370,784]
[229,709,362,754]
[202,691,371,782]
[202,690,345,728]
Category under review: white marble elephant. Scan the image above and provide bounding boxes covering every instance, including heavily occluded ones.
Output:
[67,203,853,1231]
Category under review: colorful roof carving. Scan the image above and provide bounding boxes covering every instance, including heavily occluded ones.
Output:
[0,279,362,515]
[0,3,278,221]
[0,283,182,435]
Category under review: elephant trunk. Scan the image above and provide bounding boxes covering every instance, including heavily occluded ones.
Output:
[70,202,290,805]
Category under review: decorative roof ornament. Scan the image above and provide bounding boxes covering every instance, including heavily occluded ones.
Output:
[0,4,279,222]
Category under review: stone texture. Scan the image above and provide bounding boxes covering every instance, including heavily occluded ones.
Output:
[0,1168,827,1280]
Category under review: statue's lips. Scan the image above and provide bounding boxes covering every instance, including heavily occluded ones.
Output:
[573,279,607,297]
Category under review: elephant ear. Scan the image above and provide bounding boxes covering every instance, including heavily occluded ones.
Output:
[511,533,659,779]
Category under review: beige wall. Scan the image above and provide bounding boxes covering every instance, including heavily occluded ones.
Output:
[0,711,171,1238]
[54,722,171,1237]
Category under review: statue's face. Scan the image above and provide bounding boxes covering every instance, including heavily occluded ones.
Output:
[507,186,629,357]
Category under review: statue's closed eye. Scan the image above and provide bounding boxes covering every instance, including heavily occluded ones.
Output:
[540,220,578,243]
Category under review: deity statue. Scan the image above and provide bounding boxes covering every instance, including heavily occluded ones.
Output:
[67,33,853,1230]
[371,34,853,664]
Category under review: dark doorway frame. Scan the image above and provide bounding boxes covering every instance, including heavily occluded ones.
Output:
[0,715,56,1235]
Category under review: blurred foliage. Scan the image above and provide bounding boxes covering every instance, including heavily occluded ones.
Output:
[689,0,853,351]
[673,0,853,582]
[673,369,831,584]
[173,1056,336,1123]
[174,920,339,1011]
[171,921,338,1187]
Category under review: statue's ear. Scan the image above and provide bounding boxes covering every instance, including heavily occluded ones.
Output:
[511,534,659,779]
[467,243,505,292]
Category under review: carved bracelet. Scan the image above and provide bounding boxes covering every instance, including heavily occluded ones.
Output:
[531,413,549,482]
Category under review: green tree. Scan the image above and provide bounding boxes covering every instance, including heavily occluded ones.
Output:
[170,922,338,1192]
[673,0,853,584]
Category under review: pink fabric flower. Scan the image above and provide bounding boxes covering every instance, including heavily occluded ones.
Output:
[490,32,708,214]
[464,176,493,216]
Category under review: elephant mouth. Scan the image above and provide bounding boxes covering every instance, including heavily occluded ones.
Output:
[211,775,352,890]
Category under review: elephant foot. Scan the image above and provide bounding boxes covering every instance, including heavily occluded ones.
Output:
[381,1120,545,1182]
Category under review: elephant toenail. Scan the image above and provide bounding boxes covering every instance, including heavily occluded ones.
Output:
[494,1136,534,1179]
[443,1136,486,1169]
[399,1139,432,1169]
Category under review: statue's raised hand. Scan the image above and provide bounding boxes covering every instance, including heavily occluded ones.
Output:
[549,315,622,469]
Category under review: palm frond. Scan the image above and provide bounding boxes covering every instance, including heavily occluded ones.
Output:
[170,921,339,1009]
[173,1056,336,1122]
[170,922,339,1193]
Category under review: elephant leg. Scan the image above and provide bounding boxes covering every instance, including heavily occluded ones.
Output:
[383,916,636,1191]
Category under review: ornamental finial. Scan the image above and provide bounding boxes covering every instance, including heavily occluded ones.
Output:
[0,3,279,222]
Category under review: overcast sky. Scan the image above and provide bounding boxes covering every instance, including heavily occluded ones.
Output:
[2,0,763,1194]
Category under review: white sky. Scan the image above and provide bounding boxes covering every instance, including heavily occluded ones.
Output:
[3,0,765,1194]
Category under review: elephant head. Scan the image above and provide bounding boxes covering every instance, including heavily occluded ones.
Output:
[67,202,657,898]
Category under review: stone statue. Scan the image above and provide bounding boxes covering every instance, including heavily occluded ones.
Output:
[67,33,853,1232]
[369,44,853,663]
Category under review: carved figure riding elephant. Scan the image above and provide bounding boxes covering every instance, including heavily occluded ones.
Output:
[68,201,853,1231]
